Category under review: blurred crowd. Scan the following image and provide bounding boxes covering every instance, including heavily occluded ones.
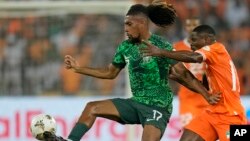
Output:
[0,14,125,96]
[0,0,249,96]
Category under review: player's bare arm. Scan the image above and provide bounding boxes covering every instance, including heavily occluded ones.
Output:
[140,40,203,63]
[169,62,221,105]
[64,55,122,79]
[168,63,201,93]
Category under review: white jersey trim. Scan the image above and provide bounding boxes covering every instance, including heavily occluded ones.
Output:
[195,50,206,61]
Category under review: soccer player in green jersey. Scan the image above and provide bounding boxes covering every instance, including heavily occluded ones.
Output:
[44,3,220,141]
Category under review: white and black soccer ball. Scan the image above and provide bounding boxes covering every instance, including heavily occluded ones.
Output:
[30,114,57,140]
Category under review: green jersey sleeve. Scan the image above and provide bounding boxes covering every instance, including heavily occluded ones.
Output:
[112,42,126,69]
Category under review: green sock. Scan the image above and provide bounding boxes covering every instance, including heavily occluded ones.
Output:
[68,122,89,141]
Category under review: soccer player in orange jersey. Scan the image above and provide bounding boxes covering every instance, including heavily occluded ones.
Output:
[141,25,247,141]
[173,18,209,127]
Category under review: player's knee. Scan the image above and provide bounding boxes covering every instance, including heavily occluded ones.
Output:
[180,129,205,141]
[84,101,100,115]
[142,132,161,141]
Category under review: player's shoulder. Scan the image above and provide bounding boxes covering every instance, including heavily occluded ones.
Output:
[120,40,130,46]
[212,42,225,49]
[117,40,131,49]
[150,34,172,50]
[197,42,228,59]
[151,34,168,43]
[207,42,226,52]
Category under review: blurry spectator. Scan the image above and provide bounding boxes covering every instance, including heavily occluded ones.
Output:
[225,0,249,28]
[88,16,122,95]
[2,19,26,95]
[60,43,93,95]
[244,51,250,95]
[60,63,82,95]
[0,38,6,95]
[24,39,59,95]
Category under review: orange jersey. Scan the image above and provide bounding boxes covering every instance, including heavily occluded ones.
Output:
[195,42,246,118]
[174,39,208,115]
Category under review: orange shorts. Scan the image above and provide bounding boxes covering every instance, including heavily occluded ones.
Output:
[185,111,247,141]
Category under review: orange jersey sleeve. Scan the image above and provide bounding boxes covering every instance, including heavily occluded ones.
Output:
[174,40,208,115]
[195,42,245,117]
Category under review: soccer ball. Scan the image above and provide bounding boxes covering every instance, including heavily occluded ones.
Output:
[30,114,57,140]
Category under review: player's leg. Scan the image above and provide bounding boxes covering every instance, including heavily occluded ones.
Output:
[67,99,121,141]
[44,98,139,141]
[142,125,161,141]
[135,101,172,141]
[78,99,121,126]
[180,129,205,141]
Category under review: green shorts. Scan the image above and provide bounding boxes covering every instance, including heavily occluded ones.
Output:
[111,98,172,136]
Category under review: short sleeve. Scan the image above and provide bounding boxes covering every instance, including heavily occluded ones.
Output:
[195,45,213,63]
[112,43,126,69]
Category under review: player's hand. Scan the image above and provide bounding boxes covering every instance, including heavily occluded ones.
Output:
[140,40,163,57]
[206,92,222,105]
[64,55,80,72]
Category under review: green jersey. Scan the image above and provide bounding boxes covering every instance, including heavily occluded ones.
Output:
[112,34,176,108]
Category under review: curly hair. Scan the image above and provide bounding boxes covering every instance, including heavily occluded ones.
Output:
[126,3,177,28]
[147,3,177,27]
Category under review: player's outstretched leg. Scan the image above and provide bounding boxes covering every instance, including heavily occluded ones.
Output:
[45,99,121,141]
[141,125,162,141]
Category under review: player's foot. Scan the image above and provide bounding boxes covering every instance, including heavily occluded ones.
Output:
[43,131,68,141]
